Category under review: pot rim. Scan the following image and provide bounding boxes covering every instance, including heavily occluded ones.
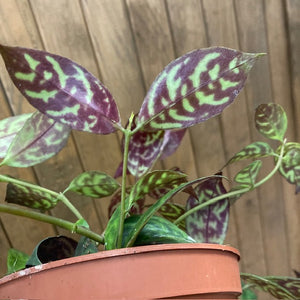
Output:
[0,243,240,285]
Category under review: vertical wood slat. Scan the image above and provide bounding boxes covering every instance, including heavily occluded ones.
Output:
[0,0,298,283]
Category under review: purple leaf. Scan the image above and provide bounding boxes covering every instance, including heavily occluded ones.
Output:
[0,113,32,158]
[0,45,120,134]
[186,176,229,243]
[160,129,186,159]
[1,111,71,167]
[138,47,261,131]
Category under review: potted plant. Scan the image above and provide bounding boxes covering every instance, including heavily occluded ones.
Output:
[0,44,299,299]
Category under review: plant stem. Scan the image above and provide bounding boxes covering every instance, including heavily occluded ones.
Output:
[174,139,286,225]
[0,174,84,220]
[0,203,104,244]
[116,114,134,248]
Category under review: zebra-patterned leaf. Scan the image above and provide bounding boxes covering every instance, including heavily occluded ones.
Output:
[1,111,71,167]
[122,215,194,246]
[5,181,58,210]
[138,47,261,131]
[241,273,300,300]
[234,160,262,187]
[0,45,120,134]
[0,113,33,158]
[160,129,186,159]
[225,141,274,166]
[65,171,120,198]
[255,103,287,141]
[158,203,186,231]
[186,176,229,243]
[128,170,187,207]
[276,143,300,194]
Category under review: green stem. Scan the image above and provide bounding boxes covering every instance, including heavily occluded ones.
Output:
[0,174,84,220]
[0,203,104,244]
[116,113,134,248]
[174,139,286,225]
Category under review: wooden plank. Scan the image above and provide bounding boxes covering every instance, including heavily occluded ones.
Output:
[234,0,290,278]
[126,0,198,196]
[29,0,123,231]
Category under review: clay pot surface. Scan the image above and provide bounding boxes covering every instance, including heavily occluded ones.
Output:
[0,243,241,299]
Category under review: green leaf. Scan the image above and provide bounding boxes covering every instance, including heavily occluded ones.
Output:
[225,141,274,166]
[6,248,30,275]
[240,282,257,299]
[0,113,33,158]
[255,103,287,142]
[122,215,195,246]
[1,111,71,167]
[104,204,122,250]
[234,160,262,187]
[5,180,58,211]
[138,47,261,131]
[158,203,186,231]
[75,236,98,256]
[241,273,300,299]
[276,142,300,194]
[65,171,120,198]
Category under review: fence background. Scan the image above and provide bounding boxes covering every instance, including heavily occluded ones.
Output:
[0,0,299,290]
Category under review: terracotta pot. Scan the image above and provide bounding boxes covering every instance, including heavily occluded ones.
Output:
[0,243,241,299]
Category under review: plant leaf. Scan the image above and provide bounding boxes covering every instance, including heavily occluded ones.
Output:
[158,203,186,231]
[234,160,262,187]
[240,282,257,300]
[160,129,186,159]
[5,181,59,210]
[241,273,300,299]
[186,176,229,243]
[0,44,120,134]
[6,248,30,275]
[138,47,261,131]
[0,113,33,158]
[1,111,71,167]
[74,236,98,256]
[225,141,274,166]
[276,142,300,194]
[65,171,120,198]
[122,215,194,246]
[255,103,287,141]
[128,170,187,207]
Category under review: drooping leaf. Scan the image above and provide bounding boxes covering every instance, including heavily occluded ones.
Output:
[241,273,300,299]
[5,180,59,210]
[122,215,195,246]
[65,171,120,198]
[75,236,98,256]
[186,176,229,243]
[160,129,186,159]
[234,160,262,187]
[225,141,274,166]
[0,44,120,134]
[158,203,186,231]
[240,282,257,300]
[0,113,33,158]
[255,103,287,142]
[26,236,77,267]
[0,111,71,167]
[128,170,187,207]
[276,142,300,194]
[138,47,261,131]
[123,176,214,247]
[6,248,30,275]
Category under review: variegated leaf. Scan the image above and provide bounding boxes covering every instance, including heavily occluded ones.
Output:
[277,143,300,194]
[1,111,71,167]
[0,45,120,134]
[234,160,262,187]
[225,141,274,166]
[241,273,300,299]
[128,170,187,207]
[255,103,287,142]
[138,47,261,131]
[160,129,186,159]
[65,171,120,198]
[186,176,229,243]
[0,113,32,158]
[158,203,186,231]
[5,181,58,210]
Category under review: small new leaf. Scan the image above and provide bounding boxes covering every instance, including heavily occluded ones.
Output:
[255,103,287,142]
[6,249,29,275]
[65,171,120,198]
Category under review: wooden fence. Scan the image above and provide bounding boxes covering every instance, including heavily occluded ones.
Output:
[0,0,299,287]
